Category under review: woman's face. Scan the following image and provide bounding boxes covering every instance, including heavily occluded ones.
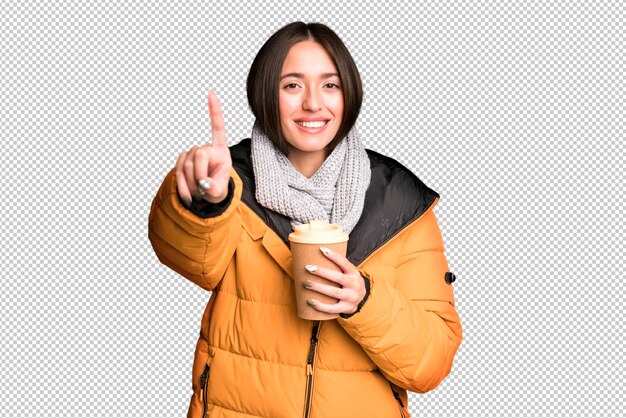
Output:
[279,40,344,160]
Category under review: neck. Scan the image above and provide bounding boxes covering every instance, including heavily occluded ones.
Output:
[287,149,328,178]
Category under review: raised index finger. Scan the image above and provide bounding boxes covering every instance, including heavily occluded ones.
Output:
[207,89,227,148]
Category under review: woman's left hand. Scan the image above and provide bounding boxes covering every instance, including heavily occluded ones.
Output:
[303,246,366,315]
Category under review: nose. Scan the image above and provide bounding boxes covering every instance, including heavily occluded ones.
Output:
[302,87,322,111]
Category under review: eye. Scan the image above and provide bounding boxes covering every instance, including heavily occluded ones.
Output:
[284,83,299,89]
[325,82,341,89]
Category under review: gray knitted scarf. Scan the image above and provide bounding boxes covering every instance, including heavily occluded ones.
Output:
[251,120,371,234]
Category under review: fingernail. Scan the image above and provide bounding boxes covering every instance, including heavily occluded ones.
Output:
[306,299,317,307]
[302,280,313,288]
[320,247,331,255]
[305,265,317,273]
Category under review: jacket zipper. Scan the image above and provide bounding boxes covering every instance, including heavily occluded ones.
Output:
[390,385,409,418]
[200,282,221,418]
[200,363,210,417]
[303,320,321,418]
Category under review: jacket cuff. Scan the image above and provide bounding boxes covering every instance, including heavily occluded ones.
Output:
[176,177,235,219]
[339,275,371,319]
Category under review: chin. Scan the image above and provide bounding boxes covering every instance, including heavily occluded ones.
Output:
[284,122,339,154]
[288,137,333,154]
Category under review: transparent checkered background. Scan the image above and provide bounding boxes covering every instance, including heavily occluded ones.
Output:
[1,1,623,417]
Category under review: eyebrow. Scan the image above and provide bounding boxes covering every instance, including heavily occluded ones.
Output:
[280,72,340,80]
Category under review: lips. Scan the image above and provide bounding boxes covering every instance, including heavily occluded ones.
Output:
[293,119,331,134]
[295,119,330,128]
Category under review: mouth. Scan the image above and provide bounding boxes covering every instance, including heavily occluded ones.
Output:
[294,119,330,129]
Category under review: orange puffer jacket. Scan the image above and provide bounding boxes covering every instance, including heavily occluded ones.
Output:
[148,138,462,418]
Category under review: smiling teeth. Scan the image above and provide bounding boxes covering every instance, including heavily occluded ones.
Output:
[296,120,327,128]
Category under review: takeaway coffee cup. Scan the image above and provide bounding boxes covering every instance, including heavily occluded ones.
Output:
[288,220,349,320]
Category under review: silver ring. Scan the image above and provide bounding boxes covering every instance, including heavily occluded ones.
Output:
[198,178,212,190]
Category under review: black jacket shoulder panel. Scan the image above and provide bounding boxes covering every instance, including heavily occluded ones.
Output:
[347,149,439,265]
[229,138,439,266]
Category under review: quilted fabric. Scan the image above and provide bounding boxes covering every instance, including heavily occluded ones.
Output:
[148,142,462,418]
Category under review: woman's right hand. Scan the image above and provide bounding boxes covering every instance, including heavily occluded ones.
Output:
[176,90,233,206]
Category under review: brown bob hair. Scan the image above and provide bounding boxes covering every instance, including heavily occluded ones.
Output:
[246,21,363,156]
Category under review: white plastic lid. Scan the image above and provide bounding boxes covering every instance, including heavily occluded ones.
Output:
[288,219,349,244]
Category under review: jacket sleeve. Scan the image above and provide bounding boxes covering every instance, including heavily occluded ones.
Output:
[337,206,463,393]
[148,166,243,292]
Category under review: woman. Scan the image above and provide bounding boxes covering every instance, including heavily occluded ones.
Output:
[149,21,462,418]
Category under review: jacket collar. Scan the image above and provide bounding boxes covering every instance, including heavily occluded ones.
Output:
[230,138,439,272]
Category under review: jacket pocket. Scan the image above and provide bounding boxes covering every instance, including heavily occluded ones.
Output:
[200,363,211,418]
